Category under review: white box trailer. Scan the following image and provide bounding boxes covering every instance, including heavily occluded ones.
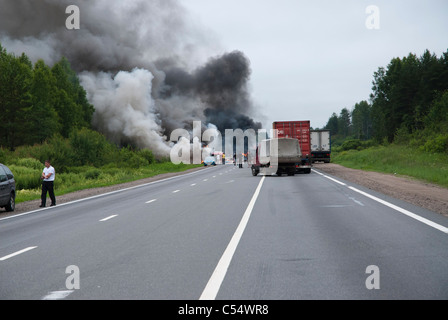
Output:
[310,130,331,163]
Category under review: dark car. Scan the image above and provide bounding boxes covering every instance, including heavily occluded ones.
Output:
[0,163,16,212]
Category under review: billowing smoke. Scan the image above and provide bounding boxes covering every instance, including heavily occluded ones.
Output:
[161,51,262,132]
[79,68,172,156]
[0,0,262,157]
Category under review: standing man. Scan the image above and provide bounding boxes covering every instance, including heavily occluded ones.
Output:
[40,160,56,207]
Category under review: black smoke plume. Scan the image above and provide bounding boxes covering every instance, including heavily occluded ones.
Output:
[0,0,263,156]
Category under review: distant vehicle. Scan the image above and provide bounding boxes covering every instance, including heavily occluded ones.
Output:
[272,121,312,173]
[310,130,331,163]
[0,163,16,212]
[251,138,302,176]
[203,156,216,166]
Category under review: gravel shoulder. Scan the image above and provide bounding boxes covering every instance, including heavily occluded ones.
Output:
[313,162,448,217]
[0,166,206,219]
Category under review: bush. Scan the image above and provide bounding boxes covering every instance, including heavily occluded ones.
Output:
[0,147,8,163]
[69,128,112,167]
[16,157,43,170]
[117,147,148,168]
[84,168,101,180]
[8,165,41,190]
[335,139,376,152]
[421,134,448,153]
[126,153,148,168]
[56,172,82,188]
[137,149,155,165]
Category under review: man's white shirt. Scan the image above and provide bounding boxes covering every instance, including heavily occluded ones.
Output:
[43,166,55,181]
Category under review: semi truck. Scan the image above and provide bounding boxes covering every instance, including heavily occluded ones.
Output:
[272,121,312,173]
[251,138,302,176]
[310,130,331,163]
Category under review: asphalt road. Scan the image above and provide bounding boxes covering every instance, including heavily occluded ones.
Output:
[1,164,447,300]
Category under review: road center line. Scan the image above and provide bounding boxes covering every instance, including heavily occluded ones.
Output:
[200,176,266,300]
[42,290,74,300]
[99,215,118,222]
[0,246,38,261]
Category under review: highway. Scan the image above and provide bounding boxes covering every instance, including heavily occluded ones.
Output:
[1,164,447,300]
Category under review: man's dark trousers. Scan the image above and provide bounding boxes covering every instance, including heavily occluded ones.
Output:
[41,181,56,206]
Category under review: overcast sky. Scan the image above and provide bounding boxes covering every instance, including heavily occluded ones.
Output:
[180,0,448,129]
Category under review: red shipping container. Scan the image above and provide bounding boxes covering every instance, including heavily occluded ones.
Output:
[272,121,311,158]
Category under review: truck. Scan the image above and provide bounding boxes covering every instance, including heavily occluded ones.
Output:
[272,121,312,174]
[251,138,302,176]
[310,130,331,163]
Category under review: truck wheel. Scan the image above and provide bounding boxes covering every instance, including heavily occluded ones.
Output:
[251,166,258,176]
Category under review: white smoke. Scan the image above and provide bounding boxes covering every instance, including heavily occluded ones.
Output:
[79,68,171,157]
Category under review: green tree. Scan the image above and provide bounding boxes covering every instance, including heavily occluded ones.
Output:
[51,57,94,137]
[425,90,448,132]
[325,112,338,135]
[25,59,60,145]
[0,46,33,150]
[351,100,372,140]
[338,108,351,138]
[370,49,448,142]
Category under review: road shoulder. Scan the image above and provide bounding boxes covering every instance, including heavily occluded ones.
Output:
[313,163,448,217]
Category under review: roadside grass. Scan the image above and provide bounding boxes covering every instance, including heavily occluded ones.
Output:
[14,162,202,204]
[332,144,448,188]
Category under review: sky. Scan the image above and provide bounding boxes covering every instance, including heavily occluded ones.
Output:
[1,0,447,147]
[179,0,448,129]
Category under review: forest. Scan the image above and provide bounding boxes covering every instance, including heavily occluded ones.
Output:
[0,43,163,170]
[0,44,197,203]
[323,49,448,154]
[0,44,95,150]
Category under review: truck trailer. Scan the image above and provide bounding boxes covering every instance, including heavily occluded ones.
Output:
[310,130,331,163]
[272,121,312,173]
[251,138,302,176]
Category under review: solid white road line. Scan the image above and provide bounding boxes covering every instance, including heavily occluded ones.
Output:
[0,168,206,222]
[349,186,448,234]
[99,215,118,222]
[313,169,448,234]
[0,246,38,261]
[200,176,266,300]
